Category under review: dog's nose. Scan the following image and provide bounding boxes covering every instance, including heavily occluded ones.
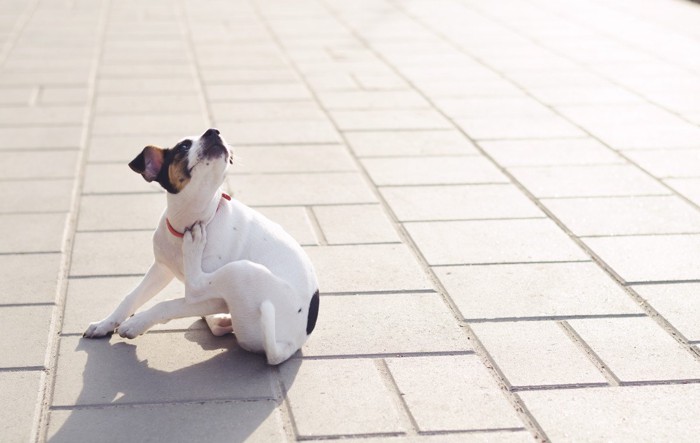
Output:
[203,128,220,138]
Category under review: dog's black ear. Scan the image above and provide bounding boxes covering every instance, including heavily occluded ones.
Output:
[129,145,165,182]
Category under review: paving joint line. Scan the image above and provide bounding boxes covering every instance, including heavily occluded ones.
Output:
[49,396,277,411]
[374,359,420,436]
[465,313,647,323]
[270,364,300,443]
[305,206,329,246]
[557,321,621,387]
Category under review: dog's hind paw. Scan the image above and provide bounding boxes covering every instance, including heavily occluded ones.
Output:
[184,222,206,248]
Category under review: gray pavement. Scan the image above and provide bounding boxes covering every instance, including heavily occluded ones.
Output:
[2,0,700,441]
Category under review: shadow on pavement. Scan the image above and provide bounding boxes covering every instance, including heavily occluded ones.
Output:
[48,329,299,442]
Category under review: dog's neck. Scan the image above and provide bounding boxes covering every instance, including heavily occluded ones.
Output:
[165,190,222,234]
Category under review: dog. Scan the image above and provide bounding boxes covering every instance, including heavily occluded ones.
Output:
[83,128,320,365]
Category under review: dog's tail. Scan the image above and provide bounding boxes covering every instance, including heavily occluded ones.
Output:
[260,300,297,365]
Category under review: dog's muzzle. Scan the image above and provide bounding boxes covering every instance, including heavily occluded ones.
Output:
[201,128,229,160]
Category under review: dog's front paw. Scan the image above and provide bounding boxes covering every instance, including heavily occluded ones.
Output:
[83,318,119,338]
[117,313,153,339]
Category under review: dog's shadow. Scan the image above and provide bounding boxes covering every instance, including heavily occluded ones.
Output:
[49,326,301,442]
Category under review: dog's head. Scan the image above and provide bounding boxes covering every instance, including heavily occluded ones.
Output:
[129,128,233,198]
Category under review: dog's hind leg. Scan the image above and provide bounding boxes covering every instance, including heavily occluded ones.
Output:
[204,313,233,336]
[260,300,299,365]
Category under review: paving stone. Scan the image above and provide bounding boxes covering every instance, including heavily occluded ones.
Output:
[200,67,299,83]
[557,104,700,149]
[0,253,61,304]
[0,150,77,179]
[583,234,700,283]
[435,96,552,118]
[48,400,285,443]
[0,87,32,105]
[206,82,310,101]
[417,79,522,97]
[97,77,196,94]
[406,219,587,266]
[363,156,507,186]
[568,317,700,382]
[0,371,41,442]
[472,322,607,388]
[70,231,154,277]
[306,244,432,293]
[624,148,700,178]
[40,86,89,105]
[0,179,73,213]
[509,164,670,198]
[52,333,274,406]
[312,204,400,244]
[218,120,340,145]
[330,109,452,131]
[454,115,585,139]
[255,206,318,246]
[632,283,700,342]
[479,138,623,166]
[95,94,202,114]
[233,144,356,174]
[83,164,164,194]
[0,126,82,150]
[0,305,53,368]
[528,86,643,105]
[0,213,66,253]
[519,384,700,441]
[543,196,700,236]
[381,184,543,221]
[229,172,376,206]
[211,101,325,122]
[62,277,205,335]
[345,130,478,157]
[279,359,403,437]
[386,355,523,432]
[305,293,467,356]
[92,113,207,136]
[436,262,641,320]
[304,72,358,91]
[0,105,85,126]
[77,194,164,232]
[317,90,430,109]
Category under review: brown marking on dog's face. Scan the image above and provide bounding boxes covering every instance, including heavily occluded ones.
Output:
[165,140,192,193]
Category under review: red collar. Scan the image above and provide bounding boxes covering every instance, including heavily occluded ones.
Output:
[166,193,231,239]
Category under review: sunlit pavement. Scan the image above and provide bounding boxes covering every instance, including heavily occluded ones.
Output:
[2,0,700,441]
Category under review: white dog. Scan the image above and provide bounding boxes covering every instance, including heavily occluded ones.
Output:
[83,128,320,365]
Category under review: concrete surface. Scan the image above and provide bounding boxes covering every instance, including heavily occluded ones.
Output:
[1,0,700,441]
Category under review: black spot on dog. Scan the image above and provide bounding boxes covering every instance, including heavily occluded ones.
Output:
[306,290,319,335]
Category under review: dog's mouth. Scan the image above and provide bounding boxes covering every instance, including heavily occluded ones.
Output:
[202,142,229,160]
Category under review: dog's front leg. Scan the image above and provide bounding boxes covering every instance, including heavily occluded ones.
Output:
[116,298,228,339]
[83,261,174,338]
